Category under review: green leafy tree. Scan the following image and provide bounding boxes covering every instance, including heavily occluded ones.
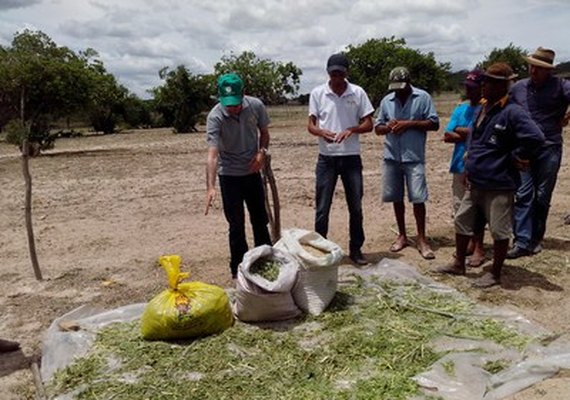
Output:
[0,29,98,281]
[477,43,529,79]
[556,61,570,76]
[214,51,302,104]
[0,30,93,148]
[85,57,129,134]
[445,70,470,93]
[345,37,450,105]
[151,65,213,133]
[121,95,153,128]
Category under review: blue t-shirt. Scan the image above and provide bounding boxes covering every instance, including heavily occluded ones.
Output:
[445,102,481,174]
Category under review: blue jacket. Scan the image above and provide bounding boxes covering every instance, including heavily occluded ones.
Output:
[466,96,545,190]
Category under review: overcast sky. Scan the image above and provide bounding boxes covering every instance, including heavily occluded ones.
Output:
[1,0,568,99]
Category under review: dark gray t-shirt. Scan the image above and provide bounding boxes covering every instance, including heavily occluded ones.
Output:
[206,96,270,176]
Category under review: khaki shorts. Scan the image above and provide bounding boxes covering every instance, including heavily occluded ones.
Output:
[451,173,466,216]
[455,188,514,240]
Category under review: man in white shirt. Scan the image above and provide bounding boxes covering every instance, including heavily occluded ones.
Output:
[307,53,374,265]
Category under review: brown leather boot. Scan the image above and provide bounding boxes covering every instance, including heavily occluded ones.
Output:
[0,338,20,353]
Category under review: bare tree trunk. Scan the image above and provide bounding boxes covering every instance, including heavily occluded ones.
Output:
[22,140,43,281]
[20,86,43,280]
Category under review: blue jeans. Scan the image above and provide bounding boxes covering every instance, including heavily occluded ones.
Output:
[513,144,562,250]
[219,173,271,275]
[315,154,364,254]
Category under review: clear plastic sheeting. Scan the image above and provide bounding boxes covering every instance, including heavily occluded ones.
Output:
[40,303,146,383]
[342,259,570,400]
[41,259,570,399]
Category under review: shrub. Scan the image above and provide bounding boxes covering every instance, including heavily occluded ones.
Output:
[3,119,27,146]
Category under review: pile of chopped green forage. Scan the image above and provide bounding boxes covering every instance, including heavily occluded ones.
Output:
[48,278,532,400]
[250,258,281,281]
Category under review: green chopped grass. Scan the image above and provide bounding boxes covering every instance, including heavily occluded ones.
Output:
[48,279,532,400]
[250,258,281,281]
[483,359,510,374]
[442,360,456,377]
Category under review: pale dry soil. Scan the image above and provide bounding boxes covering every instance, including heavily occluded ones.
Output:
[1,95,569,399]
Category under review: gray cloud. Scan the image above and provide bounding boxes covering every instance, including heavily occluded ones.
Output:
[0,0,41,10]
[60,21,138,39]
[2,0,568,98]
[199,0,347,32]
[350,0,473,21]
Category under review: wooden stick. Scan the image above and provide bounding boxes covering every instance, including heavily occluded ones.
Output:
[21,139,43,281]
[262,153,281,242]
[31,359,47,400]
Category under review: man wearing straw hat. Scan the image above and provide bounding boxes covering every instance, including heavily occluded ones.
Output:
[507,47,570,259]
[437,63,544,288]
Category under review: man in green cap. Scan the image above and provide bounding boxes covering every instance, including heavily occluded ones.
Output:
[205,73,272,279]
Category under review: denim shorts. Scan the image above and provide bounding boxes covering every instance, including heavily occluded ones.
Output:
[382,160,428,203]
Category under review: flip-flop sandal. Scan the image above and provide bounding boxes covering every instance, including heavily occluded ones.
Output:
[466,256,486,268]
[418,247,435,260]
[390,241,408,252]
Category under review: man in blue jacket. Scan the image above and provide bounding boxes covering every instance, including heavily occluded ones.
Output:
[437,63,545,288]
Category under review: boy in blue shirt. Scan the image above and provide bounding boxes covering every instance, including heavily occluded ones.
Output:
[443,70,485,267]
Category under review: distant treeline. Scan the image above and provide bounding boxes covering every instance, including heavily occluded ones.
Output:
[1,31,565,153]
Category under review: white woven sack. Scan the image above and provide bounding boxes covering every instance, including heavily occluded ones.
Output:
[240,245,298,292]
[232,245,301,322]
[275,229,344,315]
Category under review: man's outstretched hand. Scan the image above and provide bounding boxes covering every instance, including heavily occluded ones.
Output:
[205,188,216,215]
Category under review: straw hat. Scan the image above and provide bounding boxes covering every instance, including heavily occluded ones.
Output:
[484,63,518,81]
[525,47,555,69]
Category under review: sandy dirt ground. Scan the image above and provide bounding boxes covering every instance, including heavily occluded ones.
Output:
[1,95,570,399]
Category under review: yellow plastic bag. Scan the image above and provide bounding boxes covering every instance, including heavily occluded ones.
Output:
[141,255,234,340]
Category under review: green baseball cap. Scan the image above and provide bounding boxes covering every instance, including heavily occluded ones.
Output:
[217,73,244,107]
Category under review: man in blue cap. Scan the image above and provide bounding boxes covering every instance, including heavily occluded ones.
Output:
[205,73,272,279]
[308,53,374,265]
